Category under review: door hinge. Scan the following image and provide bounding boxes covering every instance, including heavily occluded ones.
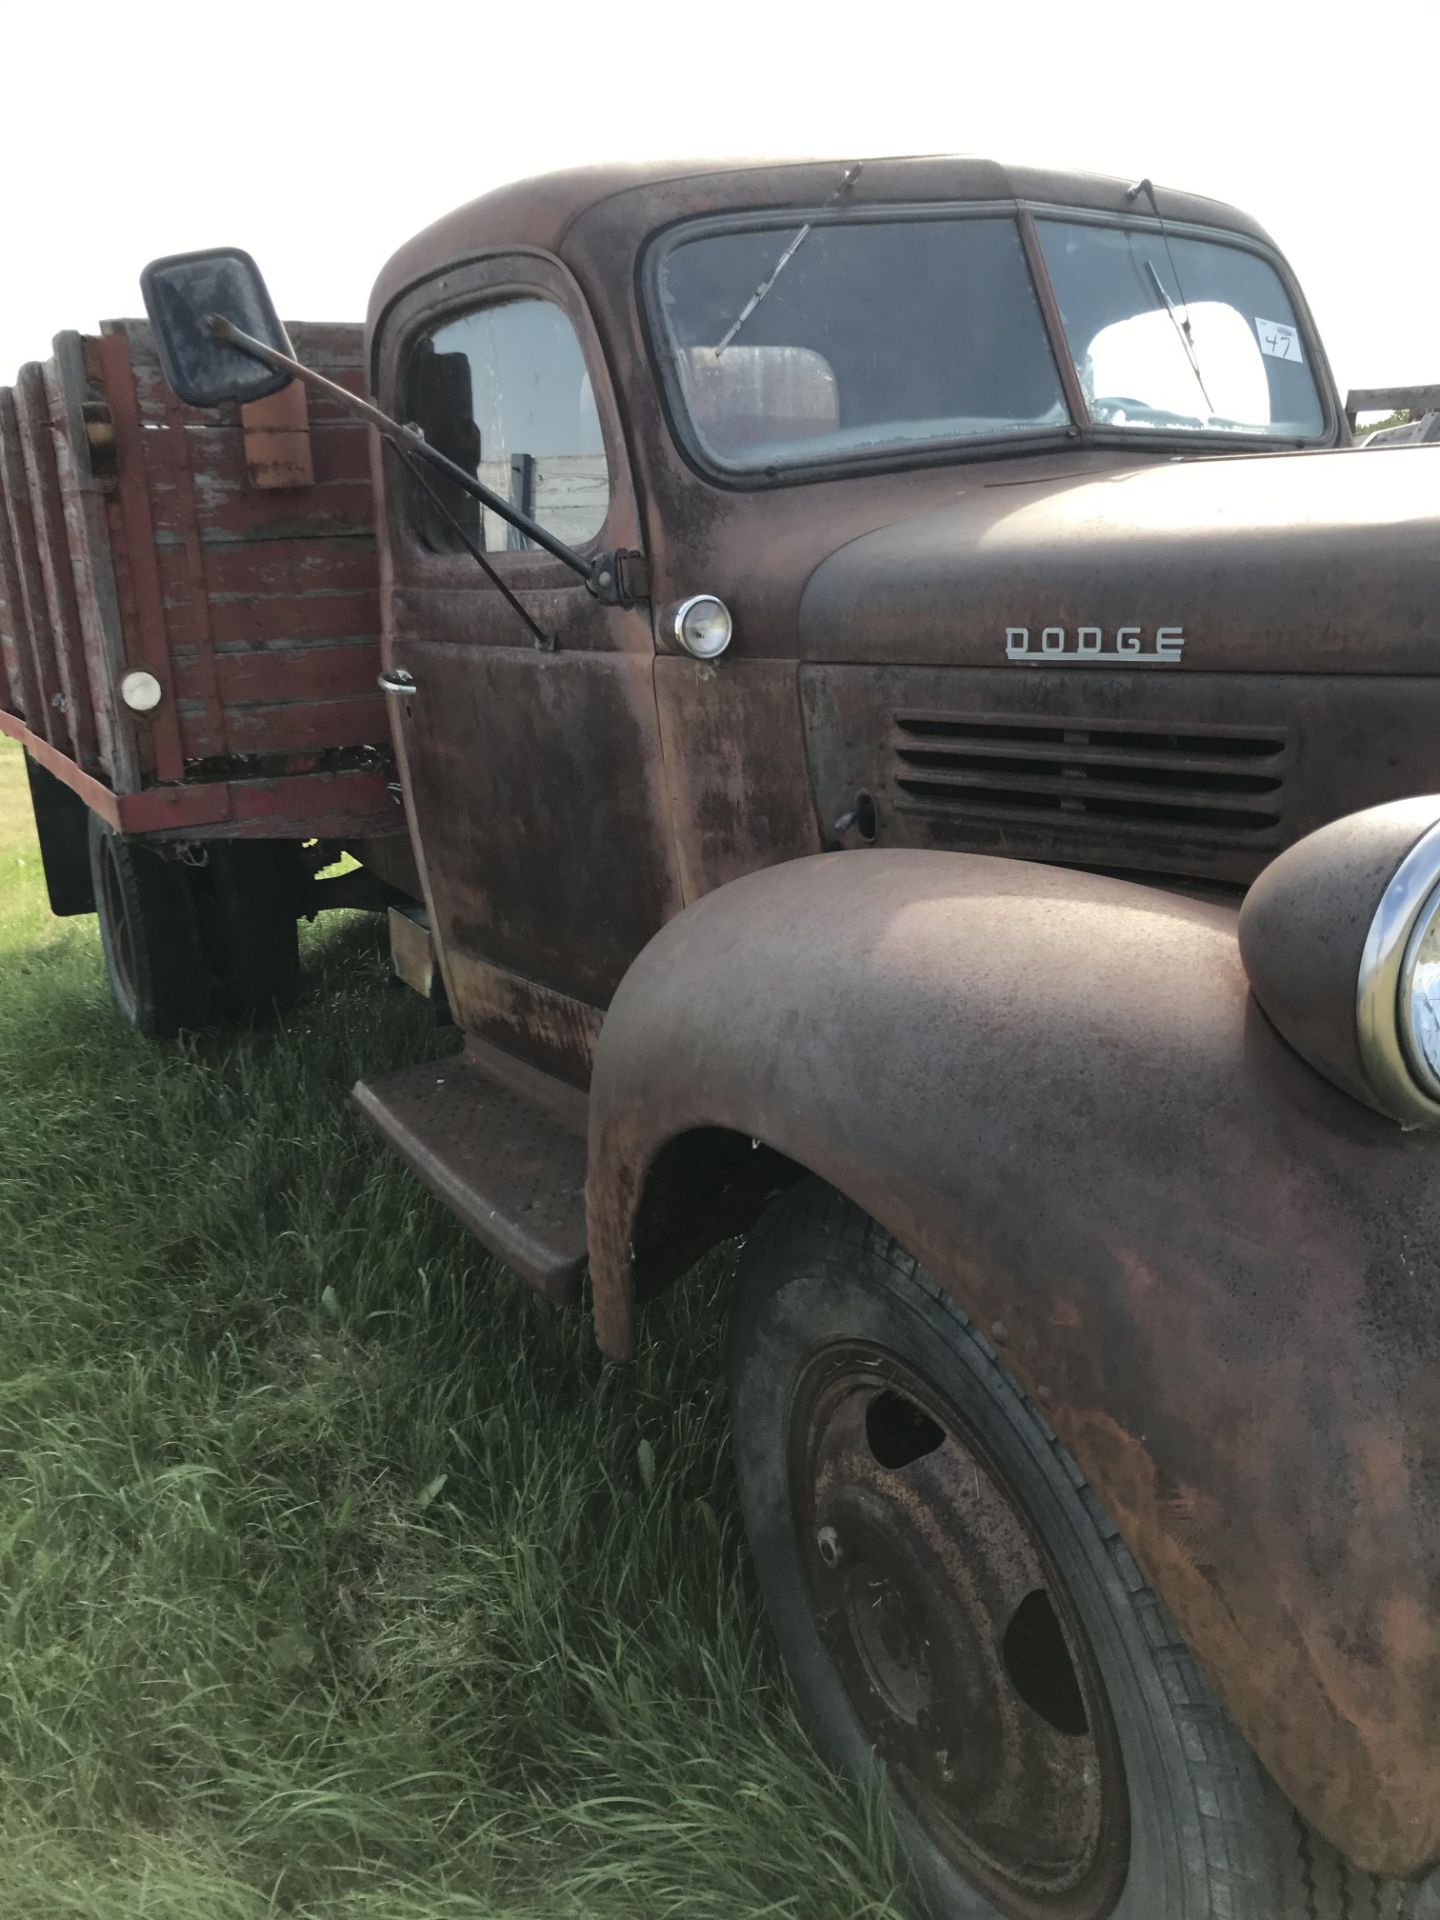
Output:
[590,549,650,608]
[616,551,649,606]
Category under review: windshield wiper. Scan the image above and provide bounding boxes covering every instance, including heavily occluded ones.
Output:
[713,162,862,357]
[1143,258,1216,420]
[1124,176,1216,421]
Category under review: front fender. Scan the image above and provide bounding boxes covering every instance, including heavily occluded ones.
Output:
[586,849,1440,1877]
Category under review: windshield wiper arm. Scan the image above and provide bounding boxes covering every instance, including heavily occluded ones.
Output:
[1125,179,1216,422]
[1144,258,1216,419]
[713,162,862,357]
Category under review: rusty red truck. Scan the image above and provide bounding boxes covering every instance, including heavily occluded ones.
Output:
[4,158,1439,1920]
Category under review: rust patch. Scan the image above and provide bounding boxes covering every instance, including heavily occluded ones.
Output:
[585,849,1440,1875]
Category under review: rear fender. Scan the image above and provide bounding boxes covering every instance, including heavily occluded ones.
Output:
[585,849,1440,1877]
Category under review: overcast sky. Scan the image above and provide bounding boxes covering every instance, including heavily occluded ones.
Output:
[3,0,1436,405]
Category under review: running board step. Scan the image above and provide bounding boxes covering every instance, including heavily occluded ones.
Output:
[352,1044,588,1303]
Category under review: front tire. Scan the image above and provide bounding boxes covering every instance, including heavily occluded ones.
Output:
[727,1179,1415,1920]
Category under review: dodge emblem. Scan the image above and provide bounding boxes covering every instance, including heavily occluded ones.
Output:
[1005,625,1185,664]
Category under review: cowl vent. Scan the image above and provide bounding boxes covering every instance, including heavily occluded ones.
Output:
[892,713,1289,842]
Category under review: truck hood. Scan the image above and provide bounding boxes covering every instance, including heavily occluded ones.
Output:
[797,446,1440,675]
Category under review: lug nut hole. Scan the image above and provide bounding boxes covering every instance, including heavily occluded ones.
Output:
[1002,1588,1089,1737]
[865,1389,945,1470]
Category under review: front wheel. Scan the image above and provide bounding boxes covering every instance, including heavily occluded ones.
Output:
[727,1180,1416,1920]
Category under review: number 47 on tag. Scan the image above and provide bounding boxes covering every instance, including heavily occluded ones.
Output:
[1256,316,1304,362]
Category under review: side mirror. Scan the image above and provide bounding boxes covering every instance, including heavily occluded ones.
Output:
[139,248,294,408]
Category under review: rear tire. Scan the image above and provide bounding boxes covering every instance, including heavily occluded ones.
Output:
[88,814,209,1039]
[727,1179,1417,1920]
[89,820,302,1037]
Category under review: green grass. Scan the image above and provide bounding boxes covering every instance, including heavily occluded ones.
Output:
[0,738,906,1919]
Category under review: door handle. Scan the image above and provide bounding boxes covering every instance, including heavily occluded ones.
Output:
[378,668,417,696]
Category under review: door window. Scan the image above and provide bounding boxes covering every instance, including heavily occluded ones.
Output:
[405,296,610,553]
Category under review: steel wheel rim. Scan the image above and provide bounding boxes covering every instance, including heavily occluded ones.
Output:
[788,1342,1129,1920]
[98,836,138,1015]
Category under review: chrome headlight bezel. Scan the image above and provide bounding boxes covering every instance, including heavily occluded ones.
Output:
[1239,797,1440,1131]
[1398,875,1440,1106]
[1356,820,1440,1127]
[669,594,733,662]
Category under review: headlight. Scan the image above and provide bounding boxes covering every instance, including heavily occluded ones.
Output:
[669,594,733,661]
[1403,887,1440,1099]
[1240,798,1440,1128]
[1355,815,1440,1124]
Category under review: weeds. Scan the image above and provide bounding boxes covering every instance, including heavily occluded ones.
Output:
[0,741,905,1920]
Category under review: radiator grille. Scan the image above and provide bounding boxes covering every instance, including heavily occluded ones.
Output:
[891,713,1288,841]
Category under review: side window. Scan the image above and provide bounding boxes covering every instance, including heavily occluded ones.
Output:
[405,295,610,554]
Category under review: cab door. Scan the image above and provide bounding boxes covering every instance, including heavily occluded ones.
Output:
[376,253,681,1086]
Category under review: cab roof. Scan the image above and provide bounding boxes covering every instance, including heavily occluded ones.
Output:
[367,154,1278,337]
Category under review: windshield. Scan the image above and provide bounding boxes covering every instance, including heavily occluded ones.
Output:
[650,215,1068,472]
[1036,219,1324,438]
[648,210,1326,475]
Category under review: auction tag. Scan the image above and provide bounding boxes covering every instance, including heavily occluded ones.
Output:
[1256,317,1304,362]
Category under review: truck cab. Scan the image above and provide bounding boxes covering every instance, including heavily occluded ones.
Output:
[20,157,1440,1918]
[353,159,1440,1920]
[365,155,1439,1060]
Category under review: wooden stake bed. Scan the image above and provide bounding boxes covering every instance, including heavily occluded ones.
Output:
[0,320,399,843]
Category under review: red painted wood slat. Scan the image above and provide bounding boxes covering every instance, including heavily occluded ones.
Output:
[0,386,65,746]
[14,362,100,771]
[172,641,382,706]
[46,334,141,792]
[220,693,391,754]
[96,331,187,781]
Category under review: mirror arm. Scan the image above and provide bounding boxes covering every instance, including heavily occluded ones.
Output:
[206,315,614,594]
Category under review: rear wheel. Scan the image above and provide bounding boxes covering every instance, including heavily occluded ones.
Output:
[88,814,209,1038]
[727,1179,1417,1920]
[89,819,302,1036]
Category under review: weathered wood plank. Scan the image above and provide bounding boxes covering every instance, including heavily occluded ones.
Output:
[240,379,315,489]
[222,693,391,754]
[96,331,187,781]
[142,422,372,497]
[134,767,399,843]
[160,584,380,652]
[47,333,140,790]
[14,362,101,769]
[156,537,377,599]
[122,342,368,430]
[158,387,234,756]
[0,423,35,720]
[146,477,374,544]
[0,385,65,744]
[170,640,382,706]
[177,690,389,759]
[104,315,363,371]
